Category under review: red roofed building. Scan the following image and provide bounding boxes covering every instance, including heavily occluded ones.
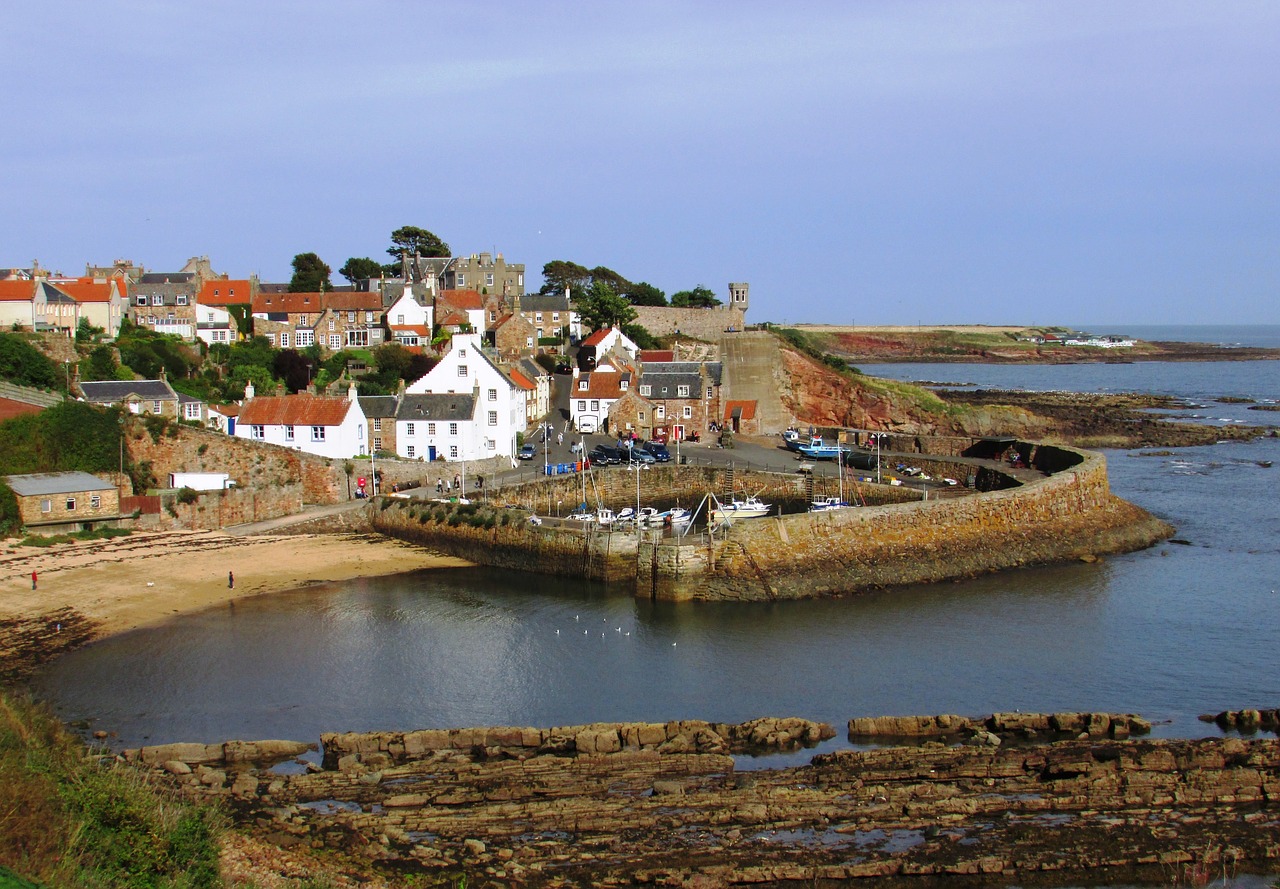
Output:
[436,289,485,332]
[569,361,633,433]
[234,381,370,459]
[250,290,386,352]
[46,277,127,337]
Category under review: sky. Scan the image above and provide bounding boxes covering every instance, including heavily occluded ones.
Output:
[5,1,1278,326]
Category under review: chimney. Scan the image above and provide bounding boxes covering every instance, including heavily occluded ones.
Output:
[348,379,358,403]
[244,380,255,400]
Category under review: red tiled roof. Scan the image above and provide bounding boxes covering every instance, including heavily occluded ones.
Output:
[252,292,324,314]
[238,394,355,426]
[439,289,483,310]
[438,310,469,326]
[391,324,431,336]
[199,279,253,306]
[323,292,383,311]
[0,281,35,302]
[640,350,674,363]
[47,278,117,303]
[581,327,612,347]
[0,397,44,421]
[508,368,535,390]
[724,400,757,420]
[580,370,632,400]
[209,403,240,417]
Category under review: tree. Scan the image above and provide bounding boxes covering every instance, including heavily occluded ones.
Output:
[339,257,384,285]
[621,322,659,350]
[573,281,637,332]
[272,349,313,393]
[83,345,120,382]
[670,285,721,308]
[589,265,631,296]
[0,332,60,390]
[289,253,332,292]
[626,281,667,306]
[387,226,450,261]
[406,353,439,382]
[372,342,413,380]
[539,260,591,296]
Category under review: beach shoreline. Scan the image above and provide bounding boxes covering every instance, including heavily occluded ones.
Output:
[0,530,470,679]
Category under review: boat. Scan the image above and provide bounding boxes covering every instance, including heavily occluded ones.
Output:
[709,496,772,523]
[595,508,617,526]
[809,495,852,512]
[781,428,804,451]
[796,438,849,461]
[653,506,693,527]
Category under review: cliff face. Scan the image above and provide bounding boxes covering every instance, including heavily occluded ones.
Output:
[777,347,1050,439]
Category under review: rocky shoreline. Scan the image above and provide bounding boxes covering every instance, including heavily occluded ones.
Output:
[120,711,1280,888]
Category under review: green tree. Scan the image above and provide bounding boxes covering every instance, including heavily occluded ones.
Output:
[83,345,119,382]
[387,226,450,261]
[621,322,659,350]
[289,252,332,292]
[670,285,721,308]
[626,281,667,306]
[0,402,126,476]
[539,260,592,296]
[372,342,413,380]
[273,349,313,393]
[0,332,60,390]
[339,256,384,285]
[589,265,631,296]
[75,318,105,345]
[574,281,637,332]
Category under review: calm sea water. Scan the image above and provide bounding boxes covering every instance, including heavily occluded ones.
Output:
[33,343,1280,768]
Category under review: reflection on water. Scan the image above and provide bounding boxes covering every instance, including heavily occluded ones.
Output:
[32,369,1280,756]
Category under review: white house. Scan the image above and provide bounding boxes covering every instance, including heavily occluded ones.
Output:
[195,301,236,345]
[395,393,477,462]
[235,381,370,458]
[385,284,434,349]
[568,361,632,433]
[403,333,526,459]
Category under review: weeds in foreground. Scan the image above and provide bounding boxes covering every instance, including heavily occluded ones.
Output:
[18,527,133,547]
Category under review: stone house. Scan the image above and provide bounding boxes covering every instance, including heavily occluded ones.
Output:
[490,311,537,359]
[607,389,659,440]
[5,471,121,533]
[251,291,324,350]
[130,273,200,338]
[569,361,633,433]
[512,294,579,344]
[79,378,181,418]
[315,292,386,351]
[235,382,370,459]
[411,252,525,298]
[722,399,759,435]
[435,289,486,333]
[635,361,723,440]
[359,395,398,455]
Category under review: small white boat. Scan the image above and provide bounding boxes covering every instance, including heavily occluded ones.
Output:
[659,507,693,527]
[809,495,851,512]
[710,496,772,523]
[595,508,617,526]
[567,510,595,522]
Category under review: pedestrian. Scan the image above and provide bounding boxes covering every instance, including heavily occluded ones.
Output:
[453,473,461,490]
[31,571,37,591]
[557,432,563,446]
[228,571,234,589]
[477,475,484,489]
[436,478,443,494]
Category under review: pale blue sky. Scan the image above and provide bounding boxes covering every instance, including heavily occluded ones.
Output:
[5,2,1277,324]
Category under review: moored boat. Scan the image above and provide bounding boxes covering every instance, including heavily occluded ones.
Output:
[809,495,852,512]
[710,496,772,523]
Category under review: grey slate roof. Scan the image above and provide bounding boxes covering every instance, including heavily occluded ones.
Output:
[359,395,399,419]
[516,295,572,312]
[6,471,116,497]
[396,394,476,422]
[79,380,178,403]
[138,273,195,284]
[35,282,78,305]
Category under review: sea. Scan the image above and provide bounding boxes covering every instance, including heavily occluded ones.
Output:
[32,332,1280,752]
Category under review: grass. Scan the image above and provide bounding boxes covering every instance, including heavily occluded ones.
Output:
[0,692,223,888]
[18,528,133,547]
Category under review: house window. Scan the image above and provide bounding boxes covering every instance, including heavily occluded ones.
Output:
[135,295,148,306]
[297,330,314,347]
[397,314,405,324]
[185,403,200,420]
[536,328,544,339]
[552,312,560,322]
[285,425,294,441]
[280,332,290,348]
[373,436,381,451]
[459,348,467,357]
[488,388,497,401]
[328,319,336,331]
[489,310,496,321]
[707,387,713,398]
[656,406,665,419]
[153,400,162,413]
[366,311,374,324]
[578,380,588,391]
[678,385,690,397]
[577,400,587,411]
[311,426,325,441]
[406,422,415,436]
[329,334,341,349]
[621,380,628,390]
[535,313,543,323]
[449,422,458,435]
[177,294,188,305]
[346,330,370,347]
[590,400,599,411]
[683,405,693,419]
[450,445,459,458]
[266,333,276,346]
[345,311,354,323]
[373,418,382,431]
[457,365,468,377]
[406,445,415,458]
[457,274,466,287]
[428,422,436,434]
[251,425,264,439]
[639,411,646,422]
[485,273,494,287]
[525,337,533,347]
[90,495,101,509]
[639,385,651,396]
[40,499,51,513]
[488,411,497,425]
[66,497,76,511]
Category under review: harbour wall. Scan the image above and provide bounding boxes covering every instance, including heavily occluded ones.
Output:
[372,445,1174,601]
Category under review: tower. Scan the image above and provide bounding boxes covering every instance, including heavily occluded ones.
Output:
[728,282,749,314]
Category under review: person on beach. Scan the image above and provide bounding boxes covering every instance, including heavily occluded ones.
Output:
[228,571,234,589]
[31,571,37,591]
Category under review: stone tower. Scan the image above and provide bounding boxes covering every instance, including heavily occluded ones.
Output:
[728,282,749,314]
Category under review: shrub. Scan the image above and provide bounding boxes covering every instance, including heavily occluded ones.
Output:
[176,487,199,505]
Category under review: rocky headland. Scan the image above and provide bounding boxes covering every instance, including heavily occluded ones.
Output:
[120,711,1280,888]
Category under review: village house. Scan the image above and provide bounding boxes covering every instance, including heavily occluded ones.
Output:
[569,360,632,433]
[385,284,434,350]
[314,292,386,351]
[197,278,253,345]
[634,361,723,440]
[5,471,121,533]
[490,311,537,358]
[514,358,551,425]
[607,388,659,440]
[130,272,200,338]
[435,289,486,333]
[234,381,370,458]
[46,277,127,338]
[359,395,399,455]
[515,294,580,345]
[410,252,525,298]
[79,378,181,417]
[207,402,239,435]
[577,326,639,371]
[250,291,325,350]
[402,333,526,460]
[395,393,476,462]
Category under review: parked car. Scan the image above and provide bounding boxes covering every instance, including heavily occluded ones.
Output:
[642,441,671,462]
[628,449,656,465]
[518,443,537,460]
[589,445,622,465]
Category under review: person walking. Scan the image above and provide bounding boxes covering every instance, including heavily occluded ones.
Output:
[31,571,37,591]
[228,571,234,589]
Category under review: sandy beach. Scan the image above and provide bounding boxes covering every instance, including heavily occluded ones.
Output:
[0,530,470,640]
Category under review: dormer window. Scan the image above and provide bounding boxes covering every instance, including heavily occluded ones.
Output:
[579,380,588,391]
[621,380,628,390]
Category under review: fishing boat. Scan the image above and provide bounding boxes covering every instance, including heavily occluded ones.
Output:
[809,495,851,512]
[781,428,804,450]
[709,496,772,523]
[654,506,693,527]
[796,438,849,461]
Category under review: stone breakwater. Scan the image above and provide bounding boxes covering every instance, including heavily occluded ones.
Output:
[373,444,1174,601]
[122,712,1280,888]
[848,711,1153,743]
